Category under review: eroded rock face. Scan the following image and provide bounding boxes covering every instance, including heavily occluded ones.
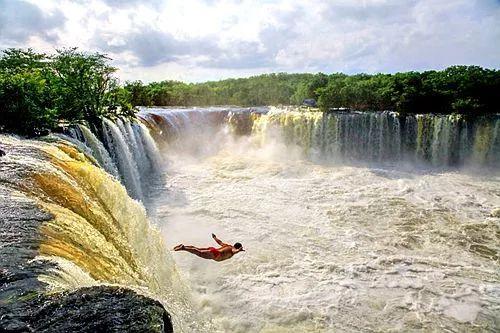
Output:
[2,286,173,333]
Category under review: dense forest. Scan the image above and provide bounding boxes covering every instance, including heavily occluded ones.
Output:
[125,67,500,115]
[1,48,499,136]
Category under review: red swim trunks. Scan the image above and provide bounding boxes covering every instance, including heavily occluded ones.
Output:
[208,247,221,258]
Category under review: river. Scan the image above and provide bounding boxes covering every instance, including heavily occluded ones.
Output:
[1,107,498,332]
[144,107,500,332]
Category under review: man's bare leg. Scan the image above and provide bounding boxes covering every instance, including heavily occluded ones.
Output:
[174,244,213,259]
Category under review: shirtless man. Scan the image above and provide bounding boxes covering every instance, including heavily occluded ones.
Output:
[173,233,244,262]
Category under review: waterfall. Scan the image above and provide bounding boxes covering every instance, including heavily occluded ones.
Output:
[65,118,163,202]
[252,110,403,163]
[0,135,209,332]
[101,119,144,201]
[69,124,120,178]
[470,117,500,166]
[251,108,500,168]
[138,107,499,168]
[1,108,498,332]
[135,121,163,173]
[489,119,500,166]
[139,107,259,158]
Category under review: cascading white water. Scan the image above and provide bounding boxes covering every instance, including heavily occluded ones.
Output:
[135,107,499,332]
[120,119,143,166]
[124,120,148,177]
[139,108,235,157]
[134,121,163,173]
[140,107,500,169]
[250,109,500,168]
[127,107,500,332]
[252,110,406,164]
[115,118,164,198]
[57,131,100,164]
[65,117,163,203]
[45,108,499,332]
[75,124,120,178]
[101,118,144,201]
[471,117,500,166]
[0,133,210,332]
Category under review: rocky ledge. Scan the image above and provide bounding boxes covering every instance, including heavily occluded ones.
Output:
[1,285,173,333]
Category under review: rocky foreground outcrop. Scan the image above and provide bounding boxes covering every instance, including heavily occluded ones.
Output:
[1,286,173,333]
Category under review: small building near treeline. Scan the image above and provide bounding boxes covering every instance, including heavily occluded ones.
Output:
[302,98,317,107]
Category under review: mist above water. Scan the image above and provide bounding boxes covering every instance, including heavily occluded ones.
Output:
[143,107,500,332]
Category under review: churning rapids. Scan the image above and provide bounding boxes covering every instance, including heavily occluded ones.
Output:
[1,106,499,332]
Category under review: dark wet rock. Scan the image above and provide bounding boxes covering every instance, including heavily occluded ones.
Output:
[0,286,173,333]
[1,285,173,333]
[228,113,255,136]
[0,148,5,157]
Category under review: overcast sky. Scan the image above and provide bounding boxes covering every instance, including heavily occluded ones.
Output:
[1,0,499,82]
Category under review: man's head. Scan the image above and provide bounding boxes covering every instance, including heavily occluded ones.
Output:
[234,242,244,251]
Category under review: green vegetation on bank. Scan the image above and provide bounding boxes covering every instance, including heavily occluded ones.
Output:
[126,67,500,115]
[0,48,132,136]
[1,47,499,136]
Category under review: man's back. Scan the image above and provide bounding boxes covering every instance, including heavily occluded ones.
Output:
[215,245,235,261]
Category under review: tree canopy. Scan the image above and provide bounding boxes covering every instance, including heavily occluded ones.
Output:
[1,47,498,136]
[124,66,500,115]
[0,48,132,136]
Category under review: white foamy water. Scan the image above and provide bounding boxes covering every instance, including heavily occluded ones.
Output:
[146,128,499,332]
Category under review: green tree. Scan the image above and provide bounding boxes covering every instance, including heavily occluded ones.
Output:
[0,49,57,135]
[51,48,131,123]
[0,48,135,136]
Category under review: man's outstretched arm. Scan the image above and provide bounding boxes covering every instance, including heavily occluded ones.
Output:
[212,233,228,246]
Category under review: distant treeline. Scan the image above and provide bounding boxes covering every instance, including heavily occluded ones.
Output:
[126,67,499,115]
[0,48,132,136]
[1,47,499,136]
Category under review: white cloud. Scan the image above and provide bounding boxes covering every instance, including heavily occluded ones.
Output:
[0,0,66,45]
[0,0,499,82]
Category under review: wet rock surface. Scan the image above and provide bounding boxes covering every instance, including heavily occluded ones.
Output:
[2,286,173,333]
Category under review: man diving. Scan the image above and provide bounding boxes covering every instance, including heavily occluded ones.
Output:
[173,233,244,262]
